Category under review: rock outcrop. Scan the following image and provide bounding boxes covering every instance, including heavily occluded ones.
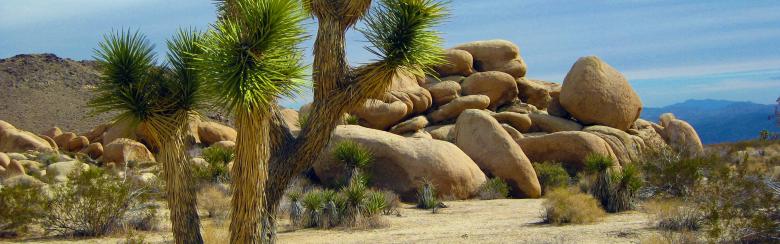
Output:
[0,120,53,153]
[429,95,490,123]
[461,71,518,110]
[453,39,527,78]
[434,49,475,77]
[516,131,619,170]
[560,56,642,131]
[454,109,541,198]
[198,121,237,146]
[313,125,487,200]
[103,138,156,167]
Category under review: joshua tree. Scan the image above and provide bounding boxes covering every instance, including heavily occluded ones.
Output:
[89,30,205,243]
[200,0,445,242]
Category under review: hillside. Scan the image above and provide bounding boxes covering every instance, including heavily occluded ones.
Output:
[0,53,112,134]
[642,99,779,144]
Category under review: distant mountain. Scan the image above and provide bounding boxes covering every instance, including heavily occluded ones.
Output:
[641,99,779,144]
[0,53,112,134]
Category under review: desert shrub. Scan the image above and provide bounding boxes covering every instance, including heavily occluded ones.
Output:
[301,189,326,228]
[0,184,46,236]
[640,232,699,244]
[691,161,780,242]
[286,190,305,227]
[584,153,614,209]
[345,114,360,125]
[416,179,438,209]
[333,140,373,186]
[533,162,570,195]
[341,177,368,225]
[197,185,231,223]
[542,188,605,225]
[381,190,400,215]
[42,167,154,237]
[607,164,643,212]
[194,147,234,184]
[478,177,510,200]
[640,148,714,197]
[122,229,148,244]
[644,199,702,232]
[363,190,387,217]
[320,189,339,228]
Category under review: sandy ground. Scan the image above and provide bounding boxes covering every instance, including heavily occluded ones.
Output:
[6,199,660,244]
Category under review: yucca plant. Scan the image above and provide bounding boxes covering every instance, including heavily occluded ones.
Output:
[201,0,447,241]
[319,189,339,228]
[286,190,304,227]
[301,190,325,228]
[198,0,307,242]
[342,175,369,226]
[89,29,205,243]
[607,164,642,212]
[363,190,388,217]
[416,178,438,209]
[333,140,374,186]
[584,153,615,210]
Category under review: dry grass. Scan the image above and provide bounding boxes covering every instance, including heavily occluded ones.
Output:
[639,231,699,244]
[197,185,231,224]
[542,188,606,225]
[202,222,229,244]
[643,199,702,232]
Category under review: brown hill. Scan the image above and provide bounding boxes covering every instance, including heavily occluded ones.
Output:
[0,53,112,134]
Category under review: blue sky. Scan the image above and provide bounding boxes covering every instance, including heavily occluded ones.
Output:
[1,0,779,108]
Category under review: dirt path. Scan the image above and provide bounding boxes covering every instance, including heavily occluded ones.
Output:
[6,199,658,244]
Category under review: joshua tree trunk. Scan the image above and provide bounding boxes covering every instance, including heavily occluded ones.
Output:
[230,108,272,244]
[149,118,203,244]
[260,1,382,242]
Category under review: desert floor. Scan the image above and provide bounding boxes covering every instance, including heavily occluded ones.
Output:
[7,199,661,244]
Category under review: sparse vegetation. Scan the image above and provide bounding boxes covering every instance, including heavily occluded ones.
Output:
[42,167,154,237]
[533,162,570,195]
[194,146,234,184]
[0,184,46,236]
[542,188,605,225]
[478,177,510,200]
[286,190,305,227]
[333,140,374,186]
[644,200,702,232]
[416,179,439,210]
[345,114,360,125]
[197,185,231,222]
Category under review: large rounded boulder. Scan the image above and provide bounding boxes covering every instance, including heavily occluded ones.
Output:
[428,95,490,123]
[584,125,645,165]
[661,117,704,157]
[353,99,408,130]
[461,71,519,110]
[313,125,487,200]
[198,121,237,146]
[516,131,619,170]
[0,120,53,153]
[454,109,541,198]
[103,138,156,167]
[560,56,642,131]
[453,39,527,78]
[434,49,475,77]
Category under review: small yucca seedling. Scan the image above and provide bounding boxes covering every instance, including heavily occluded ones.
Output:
[320,189,338,228]
[607,164,642,212]
[301,190,325,228]
[286,190,304,227]
[478,177,511,200]
[584,153,615,209]
[416,179,438,209]
[333,141,374,185]
[362,190,387,217]
[341,176,368,225]
[345,114,360,125]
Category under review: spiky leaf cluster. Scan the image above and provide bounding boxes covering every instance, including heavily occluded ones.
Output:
[90,29,206,130]
[198,0,308,113]
[361,0,447,77]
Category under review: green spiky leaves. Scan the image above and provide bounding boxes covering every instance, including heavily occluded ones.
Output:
[90,29,207,132]
[166,29,206,113]
[198,0,308,113]
[90,30,159,123]
[361,0,447,77]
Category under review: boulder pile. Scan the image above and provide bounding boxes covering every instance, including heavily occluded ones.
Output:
[0,39,705,202]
